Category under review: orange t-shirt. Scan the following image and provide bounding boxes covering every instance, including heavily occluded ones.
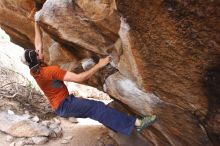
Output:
[31,66,69,110]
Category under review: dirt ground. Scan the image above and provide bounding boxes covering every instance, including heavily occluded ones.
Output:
[0,118,117,146]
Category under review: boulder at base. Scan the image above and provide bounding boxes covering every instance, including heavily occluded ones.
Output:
[0,112,51,137]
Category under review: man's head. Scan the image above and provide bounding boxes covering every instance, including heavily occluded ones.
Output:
[21,49,40,70]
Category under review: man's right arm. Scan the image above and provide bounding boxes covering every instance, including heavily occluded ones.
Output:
[63,57,110,83]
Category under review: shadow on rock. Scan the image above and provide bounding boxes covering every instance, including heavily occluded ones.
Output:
[203,59,220,145]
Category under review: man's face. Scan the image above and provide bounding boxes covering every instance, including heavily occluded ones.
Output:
[35,50,40,60]
[35,50,44,61]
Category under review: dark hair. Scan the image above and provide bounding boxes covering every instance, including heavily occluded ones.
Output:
[24,49,40,71]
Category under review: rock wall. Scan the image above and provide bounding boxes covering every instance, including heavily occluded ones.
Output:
[0,0,219,145]
[0,0,35,49]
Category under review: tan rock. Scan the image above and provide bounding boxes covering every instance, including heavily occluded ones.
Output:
[37,0,120,55]
[31,136,48,145]
[6,135,14,142]
[0,112,51,137]
[63,135,73,141]
[15,141,25,146]
[61,139,69,144]
[9,142,15,146]
[48,42,78,71]
[68,117,78,123]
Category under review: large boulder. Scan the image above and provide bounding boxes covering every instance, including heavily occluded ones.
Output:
[0,0,219,145]
[0,0,35,49]
[0,112,51,137]
[0,0,54,63]
[106,72,212,146]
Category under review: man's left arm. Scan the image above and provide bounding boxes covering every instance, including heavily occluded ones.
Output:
[34,22,44,60]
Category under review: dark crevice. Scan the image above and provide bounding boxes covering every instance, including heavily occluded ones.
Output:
[202,57,220,146]
[34,0,46,11]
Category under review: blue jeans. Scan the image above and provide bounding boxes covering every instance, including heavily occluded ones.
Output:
[55,95,136,135]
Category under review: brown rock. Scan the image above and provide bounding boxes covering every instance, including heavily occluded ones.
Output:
[36,0,120,55]
[0,0,35,49]
[106,72,212,146]
[48,42,79,71]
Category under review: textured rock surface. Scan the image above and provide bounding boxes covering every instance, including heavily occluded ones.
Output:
[0,0,55,63]
[0,0,220,146]
[31,137,48,145]
[0,0,35,49]
[106,73,212,146]
[0,112,51,137]
[36,0,120,55]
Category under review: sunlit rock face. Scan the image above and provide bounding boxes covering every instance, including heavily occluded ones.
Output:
[1,0,220,145]
[0,0,35,49]
[0,0,53,62]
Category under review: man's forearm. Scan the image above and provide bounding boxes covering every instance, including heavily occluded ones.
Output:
[35,22,43,54]
[64,64,101,83]
[77,64,101,82]
[64,57,110,83]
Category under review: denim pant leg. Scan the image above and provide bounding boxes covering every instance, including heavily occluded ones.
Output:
[55,95,136,135]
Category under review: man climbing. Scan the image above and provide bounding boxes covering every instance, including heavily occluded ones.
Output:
[21,12,156,135]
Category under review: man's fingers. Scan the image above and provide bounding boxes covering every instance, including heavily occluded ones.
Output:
[106,56,111,62]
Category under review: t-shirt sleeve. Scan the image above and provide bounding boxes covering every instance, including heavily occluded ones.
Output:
[50,66,67,81]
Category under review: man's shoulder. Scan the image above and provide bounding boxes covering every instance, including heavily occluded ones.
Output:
[43,65,60,70]
[41,65,60,73]
[42,65,67,80]
[38,66,60,79]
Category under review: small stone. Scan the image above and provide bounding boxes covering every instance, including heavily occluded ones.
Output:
[16,141,25,146]
[64,136,73,140]
[49,123,58,129]
[68,117,78,123]
[8,110,15,115]
[32,116,40,122]
[49,131,57,138]
[53,118,61,125]
[53,127,62,137]
[24,111,30,114]
[61,139,69,144]
[6,135,14,142]
[41,120,51,127]
[22,114,32,119]
[24,138,34,145]
[32,137,48,145]
[9,142,15,146]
